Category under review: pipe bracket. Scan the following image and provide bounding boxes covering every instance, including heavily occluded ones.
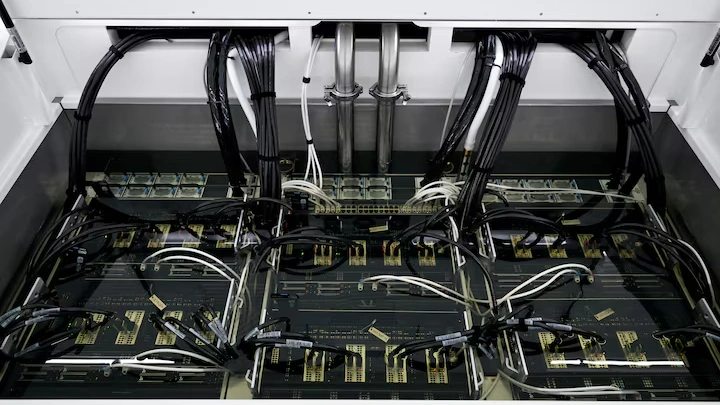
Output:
[369,83,411,105]
[324,83,363,106]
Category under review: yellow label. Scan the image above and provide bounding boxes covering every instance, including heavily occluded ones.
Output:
[368,327,390,343]
[369,224,389,233]
[594,308,615,321]
[561,219,582,226]
[149,294,167,311]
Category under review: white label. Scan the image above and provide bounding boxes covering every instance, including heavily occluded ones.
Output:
[163,322,186,340]
[547,323,573,332]
[25,316,50,326]
[435,332,462,341]
[32,308,60,317]
[189,328,212,345]
[258,331,282,338]
[276,339,313,348]
[442,336,468,346]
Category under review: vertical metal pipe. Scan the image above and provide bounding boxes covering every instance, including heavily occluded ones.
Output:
[335,23,356,174]
[376,24,400,174]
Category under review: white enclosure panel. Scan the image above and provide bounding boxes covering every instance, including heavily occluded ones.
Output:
[17,20,678,109]
[0,35,62,203]
[6,0,720,22]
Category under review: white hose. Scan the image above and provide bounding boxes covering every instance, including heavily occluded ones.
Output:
[464,36,504,152]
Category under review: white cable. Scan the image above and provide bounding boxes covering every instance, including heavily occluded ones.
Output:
[439,47,475,148]
[464,36,504,152]
[486,183,640,201]
[364,275,465,298]
[227,49,257,138]
[366,277,469,306]
[301,37,324,187]
[153,255,235,282]
[678,239,716,305]
[142,247,240,281]
[500,264,592,304]
[497,371,634,397]
[504,270,579,302]
[283,180,339,208]
[109,363,226,373]
[133,349,220,366]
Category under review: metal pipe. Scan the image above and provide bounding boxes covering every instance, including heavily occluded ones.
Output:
[335,23,356,174]
[373,23,408,174]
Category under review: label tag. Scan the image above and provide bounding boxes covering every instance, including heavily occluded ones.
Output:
[163,322,186,340]
[149,295,167,311]
[368,327,390,342]
[369,224,389,233]
[258,330,282,338]
[594,308,615,321]
[276,339,313,348]
[442,336,468,346]
[435,332,461,341]
[561,219,582,226]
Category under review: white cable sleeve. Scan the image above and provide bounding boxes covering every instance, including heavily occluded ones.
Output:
[227,49,257,137]
[464,36,504,152]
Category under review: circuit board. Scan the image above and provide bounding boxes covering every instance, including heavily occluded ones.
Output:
[0,220,239,399]
[248,215,483,399]
[2,165,719,400]
[482,181,720,400]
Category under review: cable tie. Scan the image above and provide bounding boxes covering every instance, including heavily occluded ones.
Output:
[499,72,526,86]
[587,57,600,69]
[470,164,495,174]
[108,45,124,59]
[546,322,573,332]
[613,63,629,73]
[250,91,277,101]
[627,116,646,126]
[257,155,281,162]
[306,139,314,145]
[302,77,311,84]
[74,112,92,122]
[492,63,502,69]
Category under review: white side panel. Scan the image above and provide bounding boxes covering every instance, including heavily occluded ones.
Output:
[0,31,62,203]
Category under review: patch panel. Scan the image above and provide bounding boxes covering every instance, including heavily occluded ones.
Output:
[129,173,156,186]
[345,344,366,383]
[539,332,566,369]
[303,350,326,382]
[426,349,448,384]
[385,345,407,383]
[155,311,184,345]
[115,310,145,345]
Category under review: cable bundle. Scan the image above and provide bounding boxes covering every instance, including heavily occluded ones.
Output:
[301,36,324,187]
[206,31,250,194]
[457,33,537,226]
[423,35,496,184]
[564,34,666,213]
[235,35,282,221]
[66,31,171,207]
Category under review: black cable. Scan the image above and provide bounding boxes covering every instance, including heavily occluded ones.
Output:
[457,33,537,229]
[236,34,281,224]
[66,31,173,207]
[206,31,248,195]
[561,36,666,213]
[424,35,496,183]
